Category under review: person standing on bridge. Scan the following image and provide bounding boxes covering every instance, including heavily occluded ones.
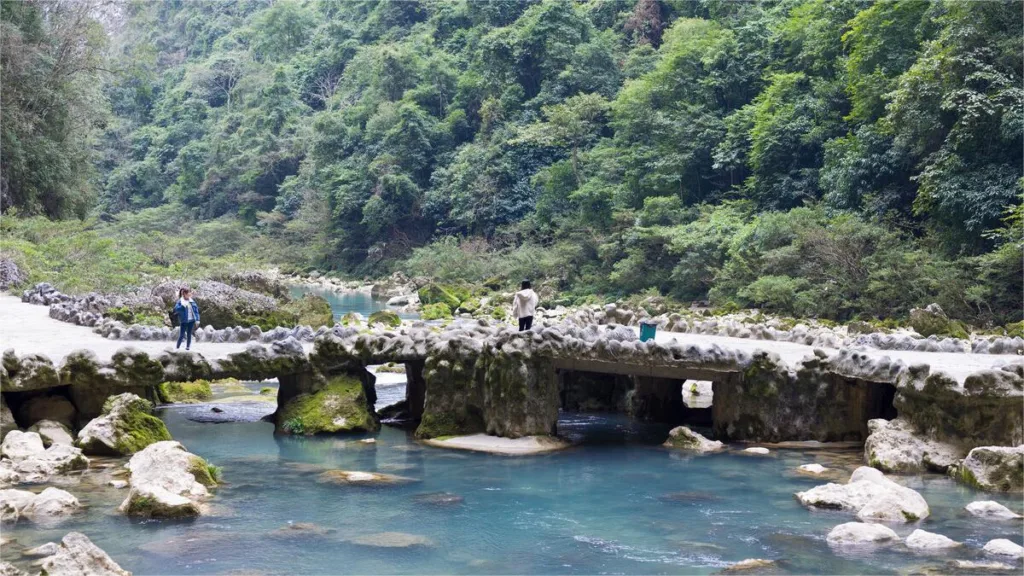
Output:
[513,280,538,332]
[174,287,200,351]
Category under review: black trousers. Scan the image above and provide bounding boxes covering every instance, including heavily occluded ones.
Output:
[518,316,533,331]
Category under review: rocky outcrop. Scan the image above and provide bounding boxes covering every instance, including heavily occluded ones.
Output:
[27,420,74,447]
[965,501,1021,519]
[0,430,88,484]
[119,441,217,518]
[796,466,930,522]
[35,532,131,576]
[663,426,724,453]
[276,374,379,435]
[2,351,60,392]
[825,522,899,547]
[76,394,171,456]
[949,445,1023,492]
[905,529,961,551]
[60,348,164,420]
[864,418,963,473]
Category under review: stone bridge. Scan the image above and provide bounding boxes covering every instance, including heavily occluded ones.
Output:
[3,320,1022,447]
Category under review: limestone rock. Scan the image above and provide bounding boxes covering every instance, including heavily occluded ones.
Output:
[17,395,76,429]
[36,532,130,576]
[965,500,1022,519]
[864,418,963,473]
[795,466,930,522]
[0,489,36,522]
[797,464,828,475]
[663,426,724,453]
[0,563,26,576]
[316,470,416,486]
[983,539,1024,560]
[27,420,74,447]
[367,310,401,328]
[825,522,899,547]
[3,353,60,392]
[909,303,952,338]
[742,447,770,455]
[946,560,1017,572]
[276,375,379,435]
[77,393,171,456]
[0,431,88,483]
[905,529,961,551]
[119,441,216,518]
[23,542,59,557]
[21,487,81,521]
[950,445,1024,492]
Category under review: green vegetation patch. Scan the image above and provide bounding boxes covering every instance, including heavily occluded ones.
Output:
[421,302,453,321]
[281,293,334,327]
[157,380,213,403]
[276,375,379,435]
[367,310,402,328]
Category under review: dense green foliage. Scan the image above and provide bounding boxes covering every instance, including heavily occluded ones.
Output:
[1,0,1021,325]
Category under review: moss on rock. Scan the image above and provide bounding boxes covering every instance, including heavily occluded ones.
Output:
[188,455,220,487]
[367,310,402,328]
[276,375,380,435]
[157,380,213,403]
[421,303,452,320]
[417,284,463,309]
[77,393,172,456]
[281,293,334,328]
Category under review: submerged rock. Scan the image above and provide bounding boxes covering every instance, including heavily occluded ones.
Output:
[316,470,416,486]
[76,393,171,456]
[795,466,930,522]
[983,539,1024,560]
[348,532,433,548]
[825,522,899,547]
[269,522,337,539]
[741,447,770,455]
[663,426,724,453]
[864,418,962,473]
[905,529,961,551]
[35,532,130,576]
[413,492,464,506]
[22,542,59,558]
[276,375,379,435]
[119,441,217,518]
[949,445,1024,492]
[797,464,828,475]
[965,500,1022,519]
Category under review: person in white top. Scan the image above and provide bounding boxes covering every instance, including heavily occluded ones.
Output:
[512,280,539,331]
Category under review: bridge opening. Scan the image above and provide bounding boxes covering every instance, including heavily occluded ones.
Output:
[556,369,715,429]
[3,386,77,430]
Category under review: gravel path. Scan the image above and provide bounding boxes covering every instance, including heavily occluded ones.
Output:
[2,294,1018,383]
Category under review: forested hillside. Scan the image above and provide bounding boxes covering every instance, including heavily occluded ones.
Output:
[1,0,1021,325]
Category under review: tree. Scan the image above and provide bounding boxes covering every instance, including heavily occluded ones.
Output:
[514,92,609,187]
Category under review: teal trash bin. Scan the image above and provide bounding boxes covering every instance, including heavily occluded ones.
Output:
[639,321,657,342]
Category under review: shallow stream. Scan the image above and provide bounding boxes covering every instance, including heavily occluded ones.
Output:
[289,286,419,321]
[5,386,1022,575]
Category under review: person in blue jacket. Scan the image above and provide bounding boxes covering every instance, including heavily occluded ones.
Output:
[174,287,200,350]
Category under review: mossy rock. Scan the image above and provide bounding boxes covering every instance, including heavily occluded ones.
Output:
[909,304,951,337]
[276,375,380,435]
[157,380,213,403]
[415,410,484,439]
[259,386,276,396]
[483,277,503,291]
[421,303,452,321]
[340,312,363,326]
[188,455,220,487]
[367,310,402,328]
[417,283,462,309]
[281,294,334,328]
[457,298,481,314]
[77,393,172,456]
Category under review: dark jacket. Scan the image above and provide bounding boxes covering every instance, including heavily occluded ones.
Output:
[174,299,200,325]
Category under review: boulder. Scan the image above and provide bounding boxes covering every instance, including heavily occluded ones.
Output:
[417,283,465,310]
[0,431,88,483]
[0,489,36,522]
[62,348,164,420]
[367,310,401,328]
[17,395,77,429]
[27,420,74,447]
[0,562,27,576]
[339,312,364,326]
[795,466,930,522]
[904,529,961,551]
[983,539,1024,560]
[23,542,60,557]
[157,279,284,330]
[119,441,217,518]
[36,532,130,576]
[280,293,334,328]
[949,445,1023,492]
[965,501,1022,519]
[21,487,81,521]
[3,352,60,392]
[825,522,900,547]
[909,303,953,337]
[663,426,724,453]
[864,418,963,473]
[276,375,379,435]
[77,393,171,456]
[797,464,828,475]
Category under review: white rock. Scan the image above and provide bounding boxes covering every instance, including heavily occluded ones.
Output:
[949,560,1017,571]
[863,418,962,473]
[955,446,1024,492]
[23,541,59,557]
[663,426,724,453]
[742,447,769,455]
[0,561,28,576]
[119,441,213,518]
[905,529,961,551]
[0,431,87,483]
[77,393,167,456]
[798,464,828,474]
[983,539,1024,559]
[1,430,45,460]
[36,532,130,576]
[21,487,81,520]
[27,420,74,447]
[825,522,900,547]
[795,466,930,523]
[108,480,128,489]
[966,500,1022,520]
[0,489,37,522]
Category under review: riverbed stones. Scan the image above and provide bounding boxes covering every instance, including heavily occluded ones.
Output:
[348,532,433,548]
[825,522,900,547]
[864,418,963,473]
[35,532,130,576]
[276,374,379,435]
[663,426,724,453]
[119,441,217,518]
[949,445,1024,492]
[983,539,1024,560]
[965,501,1022,519]
[77,393,171,456]
[27,420,74,447]
[795,466,930,522]
[1,487,81,523]
[905,529,961,551]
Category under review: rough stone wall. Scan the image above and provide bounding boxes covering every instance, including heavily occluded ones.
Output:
[481,337,558,438]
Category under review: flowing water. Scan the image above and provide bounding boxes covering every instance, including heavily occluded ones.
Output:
[4,383,1022,575]
[289,286,419,321]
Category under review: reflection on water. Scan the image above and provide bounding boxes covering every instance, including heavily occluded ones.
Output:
[289,286,419,321]
[4,411,1022,575]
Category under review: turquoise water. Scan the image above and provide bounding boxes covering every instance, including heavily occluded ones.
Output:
[289,286,420,321]
[5,401,1022,575]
